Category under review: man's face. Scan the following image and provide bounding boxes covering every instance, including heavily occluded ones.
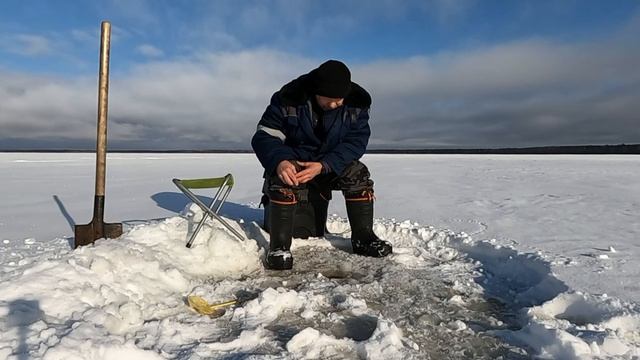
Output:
[315,95,344,111]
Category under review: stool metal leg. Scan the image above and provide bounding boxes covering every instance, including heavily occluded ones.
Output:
[186,181,231,248]
[173,177,244,248]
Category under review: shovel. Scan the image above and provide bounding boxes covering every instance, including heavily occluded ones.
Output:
[74,21,122,248]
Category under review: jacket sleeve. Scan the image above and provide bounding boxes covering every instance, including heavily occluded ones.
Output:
[251,93,298,176]
[321,108,371,176]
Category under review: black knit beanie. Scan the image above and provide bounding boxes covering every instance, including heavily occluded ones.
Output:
[312,60,352,98]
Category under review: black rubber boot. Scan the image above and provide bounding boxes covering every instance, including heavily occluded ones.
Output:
[346,199,392,257]
[266,201,295,270]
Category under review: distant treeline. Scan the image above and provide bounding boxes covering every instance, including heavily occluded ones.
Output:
[366,144,640,154]
[2,144,639,154]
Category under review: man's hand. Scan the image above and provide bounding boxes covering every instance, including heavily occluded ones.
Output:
[295,161,323,184]
[277,160,299,186]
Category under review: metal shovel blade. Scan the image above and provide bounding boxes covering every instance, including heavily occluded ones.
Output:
[74,195,122,248]
[74,221,123,248]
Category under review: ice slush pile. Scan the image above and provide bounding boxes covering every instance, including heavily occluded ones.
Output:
[0,204,639,359]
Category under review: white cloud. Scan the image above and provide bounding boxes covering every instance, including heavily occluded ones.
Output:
[1,23,639,149]
[0,34,52,56]
[70,29,98,44]
[355,34,640,147]
[428,0,477,24]
[164,1,472,55]
[0,31,93,70]
[136,44,164,57]
[0,50,314,149]
[98,0,159,27]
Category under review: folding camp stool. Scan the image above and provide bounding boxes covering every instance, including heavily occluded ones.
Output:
[172,174,244,248]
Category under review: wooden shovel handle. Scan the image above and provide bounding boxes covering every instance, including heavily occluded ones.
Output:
[95,21,111,197]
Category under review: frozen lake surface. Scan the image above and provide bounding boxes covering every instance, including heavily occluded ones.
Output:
[0,153,638,359]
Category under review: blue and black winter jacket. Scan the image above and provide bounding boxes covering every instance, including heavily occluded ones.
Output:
[251,73,372,177]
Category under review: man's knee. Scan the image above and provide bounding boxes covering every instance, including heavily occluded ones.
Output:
[263,175,306,205]
[336,161,374,194]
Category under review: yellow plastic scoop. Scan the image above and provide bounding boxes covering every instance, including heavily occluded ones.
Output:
[187,295,237,316]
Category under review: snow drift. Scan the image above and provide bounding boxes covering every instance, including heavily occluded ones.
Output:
[1,202,639,359]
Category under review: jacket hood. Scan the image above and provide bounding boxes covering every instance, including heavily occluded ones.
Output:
[278,72,372,108]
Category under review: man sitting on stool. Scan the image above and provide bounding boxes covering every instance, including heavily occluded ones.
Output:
[251,60,393,270]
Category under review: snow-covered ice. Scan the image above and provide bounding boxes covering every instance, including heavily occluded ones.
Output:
[0,153,639,359]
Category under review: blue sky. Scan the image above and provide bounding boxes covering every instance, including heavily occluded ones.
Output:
[1,0,639,149]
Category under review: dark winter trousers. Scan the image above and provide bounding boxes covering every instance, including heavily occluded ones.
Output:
[263,160,375,205]
[262,160,378,253]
